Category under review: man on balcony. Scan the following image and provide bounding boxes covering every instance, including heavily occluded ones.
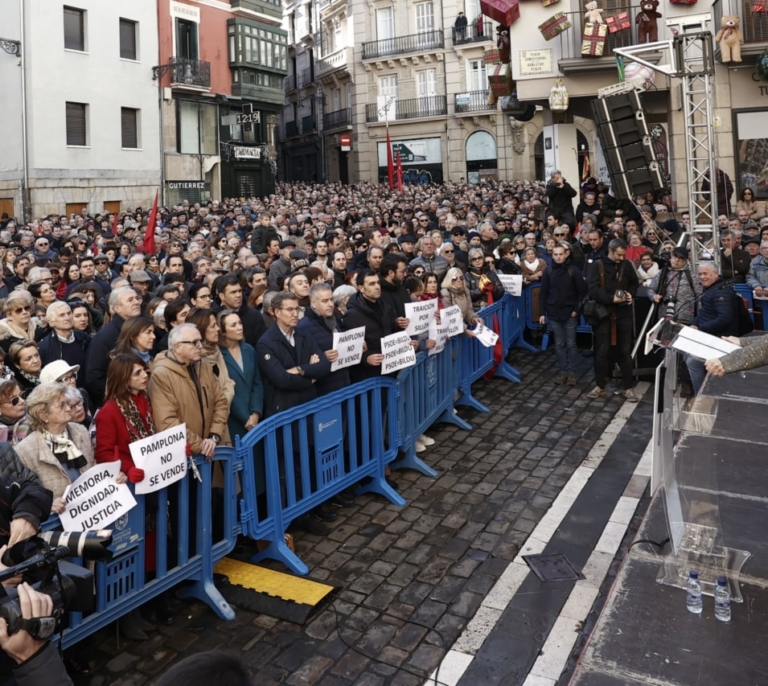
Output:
[454,12,468,43]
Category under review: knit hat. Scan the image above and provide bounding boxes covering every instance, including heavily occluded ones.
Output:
[672,246,689,260]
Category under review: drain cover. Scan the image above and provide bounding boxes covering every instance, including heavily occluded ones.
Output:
[523,553,585,583]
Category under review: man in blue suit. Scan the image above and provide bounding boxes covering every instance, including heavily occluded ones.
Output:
[257,291,330,418]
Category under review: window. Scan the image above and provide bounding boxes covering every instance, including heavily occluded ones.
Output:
[66,102,87,146]
[178,101,217,155]
[464,0,481,21]
[227,20,288,72]
[119,19,137,60]
[63,7,85,51]
[415,2,435,33]
[121,108,139,148]
[378,75,398,99]
[418,69,437,98]
[176,18,198,60]
[376,8,395,41]
[466,59,487,91]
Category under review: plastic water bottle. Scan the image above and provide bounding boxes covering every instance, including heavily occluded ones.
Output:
[686,570,703,614]
[715,577,731,622]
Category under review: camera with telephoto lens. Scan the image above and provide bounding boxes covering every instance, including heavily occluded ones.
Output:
[0,531,113,640]
[663,296,676,319]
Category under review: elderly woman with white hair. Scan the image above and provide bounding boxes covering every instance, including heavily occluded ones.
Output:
[0,290,37,352]
[440,267,483,333]
[332,284,357,316]
[15,383,97,514]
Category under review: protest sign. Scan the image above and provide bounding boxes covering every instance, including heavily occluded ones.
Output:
[472,322,500,348]
[381,331,416,373]
[130,423,188,495]
[428,317,450,356]
[442,305,464,337]
[331,326,365,371]
[59,462,137,532]
[497,274,523,296]
[404,299,438,336]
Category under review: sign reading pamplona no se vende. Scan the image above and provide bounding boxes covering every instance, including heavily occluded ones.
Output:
[130,423,188,496]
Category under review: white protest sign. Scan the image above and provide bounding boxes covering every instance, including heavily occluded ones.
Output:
[331,326,365,371]
[442,305,464,338]
[404,300,438,336]
[472,322,499,348]
[130,423,188,495]
[59,462,137,532]
[497,274,523,296]
[428,317,450,356]
[381,331,416,374]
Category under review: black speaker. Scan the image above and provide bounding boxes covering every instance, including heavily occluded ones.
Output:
[610,163,665,200]
[604,137,657,176]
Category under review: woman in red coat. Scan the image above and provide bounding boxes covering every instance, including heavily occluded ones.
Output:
[95,352,166,639]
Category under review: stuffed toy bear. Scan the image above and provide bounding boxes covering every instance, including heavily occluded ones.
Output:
[715,15,743,63]
[497,26,511,64]
[636,0,661,43]
[584,1,604,24]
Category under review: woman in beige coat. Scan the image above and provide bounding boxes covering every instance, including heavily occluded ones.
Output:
[15,382,96,514]
[440,267,483,334]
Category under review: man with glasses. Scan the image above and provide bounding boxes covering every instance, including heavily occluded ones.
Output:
[38,302,90,387]
[150,323,228,460]
[586,239,639,401]
[32,237,56,261]
[257,291,330,417]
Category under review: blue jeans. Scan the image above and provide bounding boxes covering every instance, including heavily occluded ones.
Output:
[685,355,707,395]
[550,316,578,372]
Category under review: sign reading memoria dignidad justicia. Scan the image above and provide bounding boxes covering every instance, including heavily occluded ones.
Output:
[130,424,188,495]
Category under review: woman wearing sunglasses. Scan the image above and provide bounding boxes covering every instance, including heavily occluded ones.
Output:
[0,379,30,443]
[0,291,37,353]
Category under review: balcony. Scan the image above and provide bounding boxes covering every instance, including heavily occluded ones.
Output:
[316,47,353,79]
[455,90,494,113]
[453,20,493,46]
[285,74,297,91]
[302,115,317,133]
[285,120,300,138]
[365,95,447,122]
[324,107,351,130]
[300,67,315,87]
[230,0,282,22]
[713,0,768,60]
[362,30,444,60]
[166,58,211,90]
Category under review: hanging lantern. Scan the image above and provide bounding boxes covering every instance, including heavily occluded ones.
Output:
[756,46,768,81]
[624,62,655,90]
[549,78,569,112]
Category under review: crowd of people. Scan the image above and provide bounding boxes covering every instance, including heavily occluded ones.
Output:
[1,175,768,682]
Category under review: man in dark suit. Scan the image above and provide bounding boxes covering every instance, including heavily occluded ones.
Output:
[256,291,330,418]
[214,274,267,347]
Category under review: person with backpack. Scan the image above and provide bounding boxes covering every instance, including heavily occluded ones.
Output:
[686,262,743,394]
[648,246,700,325]
[539,244,587,386]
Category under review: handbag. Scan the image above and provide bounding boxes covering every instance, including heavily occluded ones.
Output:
[581,261,616,326]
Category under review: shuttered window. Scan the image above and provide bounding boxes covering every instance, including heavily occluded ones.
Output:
[64,7,85,51]
[119,19,137,60]
[66,102,87,146]
[121,108,138,149]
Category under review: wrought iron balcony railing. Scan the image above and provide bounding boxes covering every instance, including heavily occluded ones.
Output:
[323,107,351,130]
[362,30,444,60]
[455,90,494,113]
[365,95,447,122]
[453,20,494,46]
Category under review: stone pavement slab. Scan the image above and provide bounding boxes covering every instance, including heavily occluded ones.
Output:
[75,348,638,685]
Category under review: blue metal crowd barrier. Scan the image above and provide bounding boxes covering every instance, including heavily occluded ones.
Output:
[237,377,404,575]
[393,339,472,477]
[456,296,522,413]
[41,449,240,649]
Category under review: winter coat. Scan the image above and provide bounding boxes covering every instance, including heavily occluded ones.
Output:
[94,394,153,474]
[295,306,350,395]
[747,255,768,290]
[545,181,577,220]
[441,286,476,326]
[379,278,411,325]
[702,169,734,218]
[692,279,741,337]
[409,254,449,282]
[251,224,279,255]
[0,441,48,528]
[256,322,330,416]
[0,472,52,547]
[720,248,752,284]
[15,422,95,500]
[0,319,37,354]
[10,642,73,686]
[465,268,505,311]
[38,330,91,387]
[221,343,264,439]
[539,261,587,323]
[267,257,292,290]
[148,353,230,453]
[587,256,639,320]
[237,302,268,348]
[341,292,395,381]
[648,266,700,324]
[636,261,661,287]
[85,314,126,406]
[201,345,236,406]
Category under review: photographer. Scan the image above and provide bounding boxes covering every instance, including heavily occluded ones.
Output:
[648,246,700,325]
[545,172,577,229]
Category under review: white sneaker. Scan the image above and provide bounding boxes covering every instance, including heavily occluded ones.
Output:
[414,438,427,453]
[418,434,435,446]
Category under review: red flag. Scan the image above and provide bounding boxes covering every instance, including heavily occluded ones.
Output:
[112,209,118,235]
[582,152,591,181]
[396,151,403,192]
[144,191,158,255]
[386,129,394,189]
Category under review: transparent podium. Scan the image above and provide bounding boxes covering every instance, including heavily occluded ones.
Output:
[652,346,768,602]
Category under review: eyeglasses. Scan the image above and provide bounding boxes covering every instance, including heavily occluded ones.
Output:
[279,307,300,313]
[451,276,463,281]
[0,396,22,406]
[13,306,31,314]
[60,373,76,384]
[554,232,566,237]
[197,293,212,300]
[471,256,484,261]
[178,339,203,346]
[37,241,48,246]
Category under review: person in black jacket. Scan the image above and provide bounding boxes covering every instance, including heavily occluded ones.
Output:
[340,271,394,383]
[378,255,411,333]
[686,262,741,395]
[84,287,142,405]
[37,302,90,388]
[295,284,350,396]
[538,245,587,386]
[256,292,330,417]
[586,239,640,401]
[214,274,267,348]
[250,212,279,255]
[545,171,577,229]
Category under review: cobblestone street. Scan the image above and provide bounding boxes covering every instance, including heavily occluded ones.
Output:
[79,347,645,686]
